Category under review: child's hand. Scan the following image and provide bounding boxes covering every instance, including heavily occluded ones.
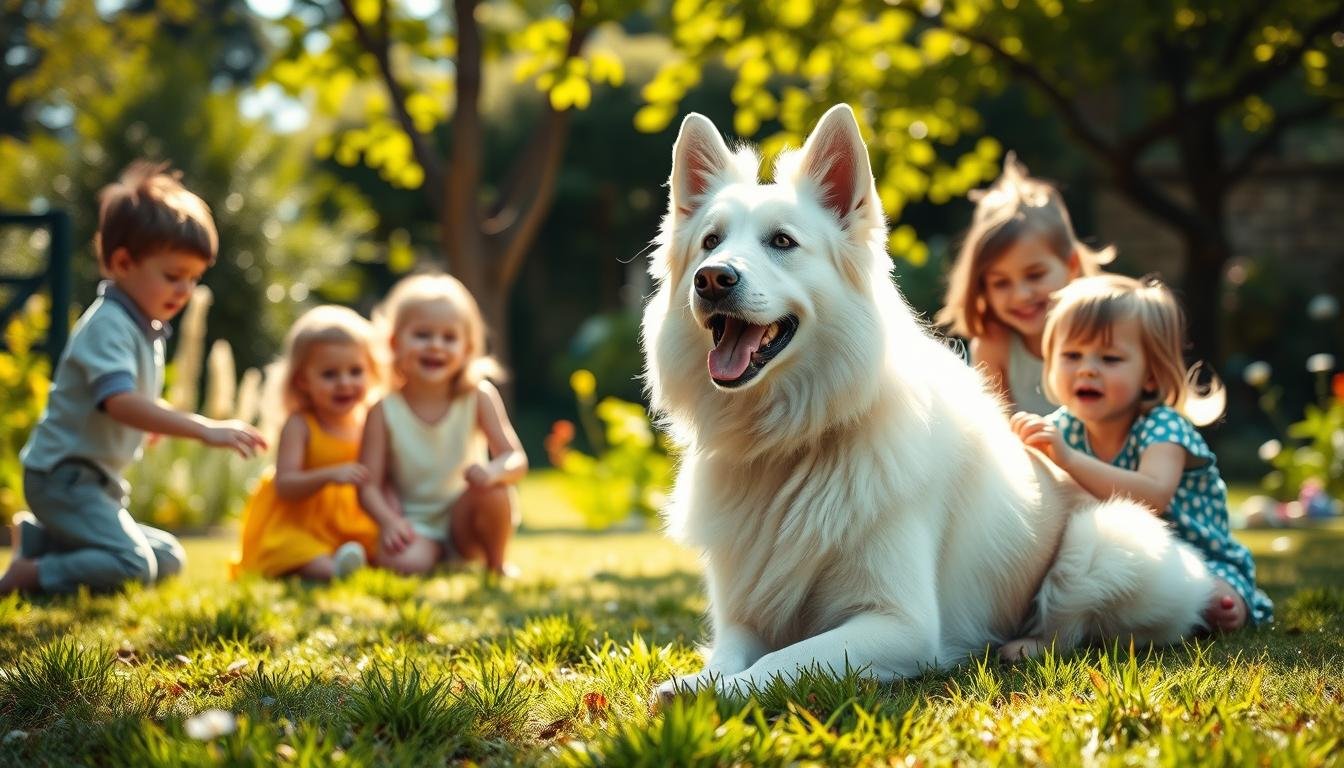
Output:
[1010,412,1069,467]
[201,420,267,458]
[326,462,371,486]
[380,517,416,555]
[463,463,494,488]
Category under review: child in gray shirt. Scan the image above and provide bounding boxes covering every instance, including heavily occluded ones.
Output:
[1,162,266,595]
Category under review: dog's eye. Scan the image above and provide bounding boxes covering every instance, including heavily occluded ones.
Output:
[702,233,721,251]
[771,232,797,249]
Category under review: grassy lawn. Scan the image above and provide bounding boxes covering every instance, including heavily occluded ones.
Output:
[1,473,1342,766]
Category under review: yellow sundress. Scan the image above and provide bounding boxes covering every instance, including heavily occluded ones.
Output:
[230,414,380,578]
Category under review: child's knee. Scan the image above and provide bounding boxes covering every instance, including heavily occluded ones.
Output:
[117,547,158,584]
[480,485,512,511]
[156,542,187,581]
[471,488,515,530]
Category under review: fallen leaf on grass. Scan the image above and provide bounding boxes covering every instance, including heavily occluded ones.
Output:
[217,659,249,682]
[538,717,569,740]
[583,692,608,720]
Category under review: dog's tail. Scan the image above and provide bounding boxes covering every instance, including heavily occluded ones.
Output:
[1030,497,1214,650]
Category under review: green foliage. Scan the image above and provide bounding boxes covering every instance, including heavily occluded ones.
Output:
[1250,361,1344,502]
[264,0,645,190]
[547,369,673,528]
[0,295,52,518]
[646,0,1344,266]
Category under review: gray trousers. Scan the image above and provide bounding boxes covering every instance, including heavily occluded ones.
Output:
[21,461,186,594]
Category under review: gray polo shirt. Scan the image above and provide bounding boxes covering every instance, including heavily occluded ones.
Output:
[20,281,170,482]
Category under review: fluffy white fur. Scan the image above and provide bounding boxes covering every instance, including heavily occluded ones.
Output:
[642,105,1214,698]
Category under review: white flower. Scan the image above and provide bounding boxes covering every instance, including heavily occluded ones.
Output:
[185,709,236,741]
[1307,353,1336,374]
[1307,294,1339,321]
[1258,440,1282,462]
[1242,361,1272,387]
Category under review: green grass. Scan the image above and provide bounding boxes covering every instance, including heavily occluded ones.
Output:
[1,473,1342,766]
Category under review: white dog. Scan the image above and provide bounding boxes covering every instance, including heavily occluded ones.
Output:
[642,105,1214,698]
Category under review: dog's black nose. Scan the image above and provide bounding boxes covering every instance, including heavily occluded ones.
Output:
[694,264,738,301]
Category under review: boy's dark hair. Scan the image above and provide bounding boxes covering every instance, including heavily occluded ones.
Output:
[95,161,218,267]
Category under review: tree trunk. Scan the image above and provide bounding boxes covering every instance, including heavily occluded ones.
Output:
[1179,233,1230,368]
[477,281,510,375]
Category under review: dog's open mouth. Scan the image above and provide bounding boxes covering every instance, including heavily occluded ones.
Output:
[706,313,798,388]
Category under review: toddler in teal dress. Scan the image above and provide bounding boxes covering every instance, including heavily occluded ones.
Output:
[1011,275,1272,629]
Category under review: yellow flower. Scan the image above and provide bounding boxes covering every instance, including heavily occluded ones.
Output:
[570,369,596,400]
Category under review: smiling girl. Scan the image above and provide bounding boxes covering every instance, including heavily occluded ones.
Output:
[937,154,1114,414]
[232,305,383,581]
[358,274,528,577]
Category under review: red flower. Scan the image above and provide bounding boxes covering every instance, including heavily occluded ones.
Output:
[545,420,575,465]
[1333,372,1344,402]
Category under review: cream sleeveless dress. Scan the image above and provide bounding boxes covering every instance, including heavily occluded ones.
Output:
[1006,334,1055,416]
[381,391,487,541]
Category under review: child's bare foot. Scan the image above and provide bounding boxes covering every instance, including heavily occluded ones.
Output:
[0,556,39,594]
[1203,579,1247,632]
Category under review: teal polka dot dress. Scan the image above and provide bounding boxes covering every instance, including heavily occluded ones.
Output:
[1049,405,1274,625]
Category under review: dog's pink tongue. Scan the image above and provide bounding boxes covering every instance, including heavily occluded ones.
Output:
[708,317,769,381]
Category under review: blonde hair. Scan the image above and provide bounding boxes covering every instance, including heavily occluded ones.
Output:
[937,153,1114,338]
[1041,274,1225,426]
[374,273,504,397]
[272,305,383,416]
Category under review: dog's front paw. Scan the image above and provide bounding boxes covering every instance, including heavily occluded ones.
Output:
[650,678,682,707]
[998,637,1046,662]
[650,670,719,708]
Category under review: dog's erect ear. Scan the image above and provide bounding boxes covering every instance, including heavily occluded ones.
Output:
[671,113,734,218]
[799,104,874,225]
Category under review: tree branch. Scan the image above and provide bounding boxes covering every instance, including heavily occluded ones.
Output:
[337,0,445,209]
[926,13,1116,160]
[1123,6,1344,156]
[916,9,1207,238]
[1110,165,1206,239]
[489,2,590,290]
[1226,99,1341,182]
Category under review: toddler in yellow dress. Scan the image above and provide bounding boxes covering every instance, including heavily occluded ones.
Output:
[231,305,383,580]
